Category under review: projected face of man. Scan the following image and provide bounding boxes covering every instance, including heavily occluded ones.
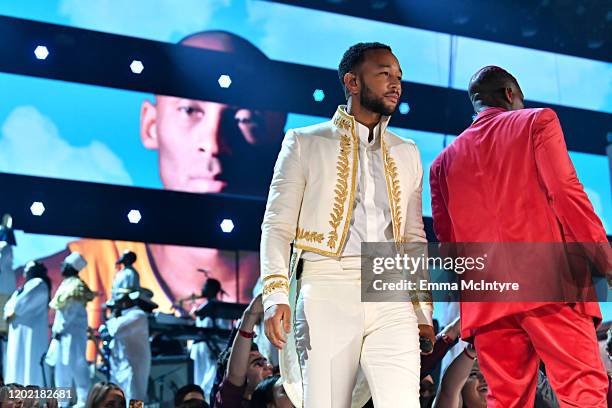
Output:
[140,33,285,195]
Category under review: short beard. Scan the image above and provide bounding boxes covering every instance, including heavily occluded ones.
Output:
[359,81,396,116]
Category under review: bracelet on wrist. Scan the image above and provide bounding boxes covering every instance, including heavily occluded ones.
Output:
[238,329,257,339]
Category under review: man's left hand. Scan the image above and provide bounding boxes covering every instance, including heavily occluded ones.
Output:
[418,324,436,355]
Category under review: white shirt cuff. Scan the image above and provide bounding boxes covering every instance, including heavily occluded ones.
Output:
[414,303,434,327]
[263,292,290,311]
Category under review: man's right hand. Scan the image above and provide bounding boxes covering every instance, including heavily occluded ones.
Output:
[264,304,291,350]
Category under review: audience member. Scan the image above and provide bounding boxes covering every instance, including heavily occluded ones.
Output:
[214,294,273,407]
[175,384,206,407]
[85,382,125,408]
[433,344,484,408]
[1,383,24,408]
[419,375,436,408]
[249,375,293,408]
[176,399,209,408]
[534,369,560,408]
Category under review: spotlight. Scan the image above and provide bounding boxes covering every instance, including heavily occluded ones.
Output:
[130,60,144,74]
[127,210,142,224]
[34,46,49,60]
[220,219,234,233]
[399,102,410,115]
[313,89,325,102]
[30,201,45,216]
[218,74,232,89]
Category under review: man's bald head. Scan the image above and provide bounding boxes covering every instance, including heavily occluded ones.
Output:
[468,66,524,113]
[179,30,269,62]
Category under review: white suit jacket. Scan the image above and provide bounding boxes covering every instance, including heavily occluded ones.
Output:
[260,106,433,407]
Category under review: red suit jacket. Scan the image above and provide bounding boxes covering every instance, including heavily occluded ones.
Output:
[430,107,612,338]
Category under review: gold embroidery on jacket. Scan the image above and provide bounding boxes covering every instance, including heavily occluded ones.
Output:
[411,290,434,306]
[262,274,289,282]
[382,142,403,241]
[263,279,289,297]
[296,227,325,244]
[327,133,352,249]
[333,115,352,131]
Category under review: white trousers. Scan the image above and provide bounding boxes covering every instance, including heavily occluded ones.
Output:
[295,257,421,408]
[53,341,90,408]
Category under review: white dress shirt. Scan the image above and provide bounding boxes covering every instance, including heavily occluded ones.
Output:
[302,120,393,261]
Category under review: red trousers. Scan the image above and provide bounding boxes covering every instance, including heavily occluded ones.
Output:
[474,304,608,407]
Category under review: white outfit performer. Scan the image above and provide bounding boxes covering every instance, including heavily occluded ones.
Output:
[46,253,94,408]
[3,262,50,386]
[105,253,153,403]
[190,314,232,403]
[106,305,151,402]
[261,105,433,407]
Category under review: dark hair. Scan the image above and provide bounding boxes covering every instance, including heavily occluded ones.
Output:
[216,341,260,380]
[201,278,222,299]
[116,251,137,267]
[61,263,79,278]
[468,65,519,108]
[338,42,392,99]
[250,375,280,408]
[176,399,209,408]
[174,384,205,406]
[85,382,125,408]
[23,260,52,299]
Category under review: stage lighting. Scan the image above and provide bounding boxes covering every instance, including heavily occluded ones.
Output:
[313,89,325,102]
[34,46,49,60]
[30,201,45,216]
[130,60,144,74]
[220,219,234,233]
[218,74,232,89]
[399,102,410,115]
[127,209,142,224]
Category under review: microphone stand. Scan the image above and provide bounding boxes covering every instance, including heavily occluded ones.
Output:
[40,350,48,387]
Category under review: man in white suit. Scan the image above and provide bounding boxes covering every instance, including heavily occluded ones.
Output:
[261,42,434,408]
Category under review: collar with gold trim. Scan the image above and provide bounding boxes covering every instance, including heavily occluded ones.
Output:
[332,105,392,137]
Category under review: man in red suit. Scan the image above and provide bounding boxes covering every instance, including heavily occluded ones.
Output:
[430,65,612,407]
